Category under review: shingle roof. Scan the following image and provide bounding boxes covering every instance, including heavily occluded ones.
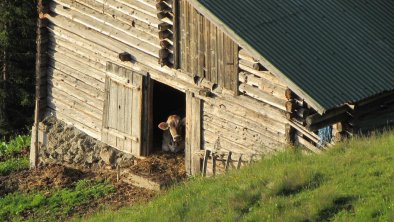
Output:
[193,0,394,113]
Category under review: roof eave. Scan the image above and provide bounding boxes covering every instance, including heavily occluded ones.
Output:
[188,0,327,114]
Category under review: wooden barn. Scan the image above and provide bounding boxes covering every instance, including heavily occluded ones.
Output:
[31,0,394,175]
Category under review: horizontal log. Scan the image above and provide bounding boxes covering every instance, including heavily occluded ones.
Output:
[58,0,160,43]
[203,113,286,147]
[47,98,101,131]
[288,120,319,144]
[239,83,286,111]
[239,72,286,100]
[95,0,158,25]
[49,48,105,83]
[47,76,104,109]
[49,68,105,100]
[295,135,322,154]
[203,128,259,155]
[76,0,158,37]
[239,48,255,63]
[50,2,159,57]
[48,86,102,119]
[49,41,107,78]
[46,45,106,89]
[239,64,287,87]
[203,102,286,138]
[47,108,101,140]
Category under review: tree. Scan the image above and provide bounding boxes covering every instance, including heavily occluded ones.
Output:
[0,0,37,139]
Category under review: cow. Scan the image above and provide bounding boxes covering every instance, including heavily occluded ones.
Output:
[158,115,186,153]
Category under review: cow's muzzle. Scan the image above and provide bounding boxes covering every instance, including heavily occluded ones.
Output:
[173,135,182,142]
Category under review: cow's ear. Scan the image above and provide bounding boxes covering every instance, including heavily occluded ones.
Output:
[181,117,186,126]
[158,122,169,130]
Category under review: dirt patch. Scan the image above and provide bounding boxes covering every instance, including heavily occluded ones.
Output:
[0,165,90,195]
[0,164,157,221]
[0,152,186,221]
[130,152,187,185]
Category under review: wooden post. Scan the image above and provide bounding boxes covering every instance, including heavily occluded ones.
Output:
[237,154,243,169]
[212,154,217,176]
[185,91,202,175]
[202,149,211,177]
[225,151,232,171]
[31,0,45,169]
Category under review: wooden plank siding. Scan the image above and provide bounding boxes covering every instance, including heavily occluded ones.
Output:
[179,0,238,93]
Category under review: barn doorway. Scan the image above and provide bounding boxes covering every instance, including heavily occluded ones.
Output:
[150,80,186,154]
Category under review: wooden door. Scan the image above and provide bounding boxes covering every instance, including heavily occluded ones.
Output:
[102,62,150,157]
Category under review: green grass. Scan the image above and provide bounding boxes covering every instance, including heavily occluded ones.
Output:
[83,133,394,222]
[0,179,114,222]
[0,135,31,175]
[0,135,30,159]
[0,157,29,176]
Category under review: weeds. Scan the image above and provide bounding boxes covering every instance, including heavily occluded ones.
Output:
[0,135,30,175]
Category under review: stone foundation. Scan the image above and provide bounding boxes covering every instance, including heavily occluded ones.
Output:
[38,116,135,169]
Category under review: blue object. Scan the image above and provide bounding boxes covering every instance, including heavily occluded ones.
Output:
[318,126,332,147]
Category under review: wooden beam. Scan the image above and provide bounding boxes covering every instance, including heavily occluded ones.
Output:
[306,107,350,131]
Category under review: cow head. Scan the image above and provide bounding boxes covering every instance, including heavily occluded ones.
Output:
[158,115,186,153]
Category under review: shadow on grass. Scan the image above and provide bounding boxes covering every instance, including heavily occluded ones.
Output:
[316,196,355,222]
[275,172,325,196]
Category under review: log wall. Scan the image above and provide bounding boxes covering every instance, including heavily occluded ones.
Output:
[40,0,294,173]
[44,0,176,140]
[238,49,287,111]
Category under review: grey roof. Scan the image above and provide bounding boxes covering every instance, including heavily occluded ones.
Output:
[193,0,394,113]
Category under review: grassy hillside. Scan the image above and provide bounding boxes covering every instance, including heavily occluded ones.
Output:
[84,133,394,222]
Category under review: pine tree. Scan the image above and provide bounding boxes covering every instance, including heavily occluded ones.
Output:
[0,0,37,139]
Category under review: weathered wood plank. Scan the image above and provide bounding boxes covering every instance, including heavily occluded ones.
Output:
[239,72,286,100]
[48,107,101,140]
[239,83,286,111]
[191,93,202,175]
[185,91,192,175]
[131,72,143,156]
[210,22,217,83]
[197,12,204,78]
[49,2,159,57]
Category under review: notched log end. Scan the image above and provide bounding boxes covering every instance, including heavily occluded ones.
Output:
[118,52,135,62]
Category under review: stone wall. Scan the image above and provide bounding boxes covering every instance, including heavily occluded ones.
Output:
[38,116,135,169]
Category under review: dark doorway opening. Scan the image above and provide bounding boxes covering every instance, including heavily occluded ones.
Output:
[151,80,186,153]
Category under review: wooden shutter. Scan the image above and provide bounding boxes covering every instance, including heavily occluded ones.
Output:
[102,62,146,156]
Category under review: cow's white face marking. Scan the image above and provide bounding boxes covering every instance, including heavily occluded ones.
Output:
[158,115,186,153]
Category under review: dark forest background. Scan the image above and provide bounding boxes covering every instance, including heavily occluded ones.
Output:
[0,0,37,139]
